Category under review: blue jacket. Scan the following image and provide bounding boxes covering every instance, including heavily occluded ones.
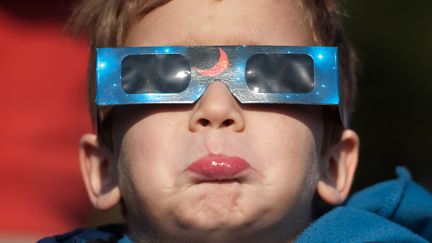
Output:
[39,167,432,243]
[297,167,432,242]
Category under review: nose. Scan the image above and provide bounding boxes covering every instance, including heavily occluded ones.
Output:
[189,81,245,132]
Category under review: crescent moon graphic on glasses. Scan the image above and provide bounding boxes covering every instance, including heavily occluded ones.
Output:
[196,48,230,77]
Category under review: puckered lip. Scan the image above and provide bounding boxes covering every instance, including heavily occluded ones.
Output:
[186,155,251,182]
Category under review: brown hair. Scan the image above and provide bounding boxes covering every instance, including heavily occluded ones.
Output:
[69,0,358,145]
[68,0,172,121]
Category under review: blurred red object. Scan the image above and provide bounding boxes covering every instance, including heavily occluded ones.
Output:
[0,7,92,236]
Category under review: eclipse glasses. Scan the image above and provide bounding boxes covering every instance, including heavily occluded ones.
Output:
[96,45,347,127]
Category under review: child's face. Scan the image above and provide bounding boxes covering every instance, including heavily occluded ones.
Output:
[103,0,333,241]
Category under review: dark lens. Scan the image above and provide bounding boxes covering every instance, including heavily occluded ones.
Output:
[121,54,191,93]
[245,54,314,93]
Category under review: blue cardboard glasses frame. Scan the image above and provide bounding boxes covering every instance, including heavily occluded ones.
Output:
[96,45,346,127]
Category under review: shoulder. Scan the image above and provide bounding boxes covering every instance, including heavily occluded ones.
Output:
[37,224,129,243]
[297,167,432,242]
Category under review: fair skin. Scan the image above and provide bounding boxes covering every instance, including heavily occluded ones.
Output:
[80,0,359,242]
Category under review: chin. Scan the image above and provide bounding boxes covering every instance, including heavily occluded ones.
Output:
[153,211,294,243]
[172,183,259,232]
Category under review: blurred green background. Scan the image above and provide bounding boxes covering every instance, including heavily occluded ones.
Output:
[345,0,432,192]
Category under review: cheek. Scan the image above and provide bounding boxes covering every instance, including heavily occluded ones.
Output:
[248,111,321,171]
[118,110,189,168]
[115,113,190,217]
[245,112,321,215]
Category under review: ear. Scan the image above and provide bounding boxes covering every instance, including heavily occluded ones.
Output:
[317,129,359,205]
[79,133,121,210]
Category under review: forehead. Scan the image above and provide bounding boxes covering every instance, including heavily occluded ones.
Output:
[125,0,314,46]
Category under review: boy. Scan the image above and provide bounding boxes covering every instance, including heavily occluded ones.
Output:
[40,0,432,242]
